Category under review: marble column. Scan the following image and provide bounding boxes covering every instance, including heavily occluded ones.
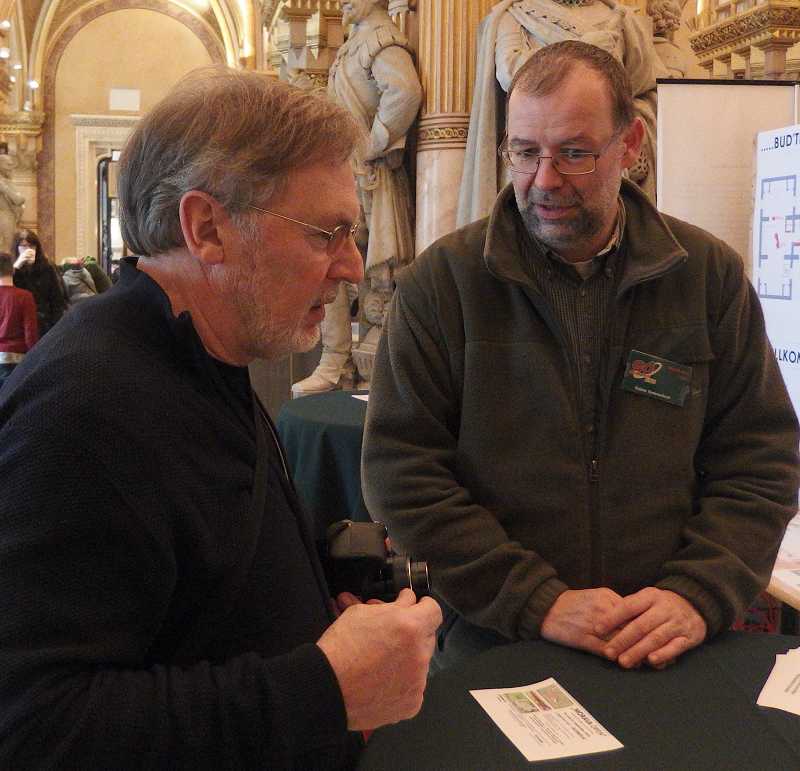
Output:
[415,0,495,254]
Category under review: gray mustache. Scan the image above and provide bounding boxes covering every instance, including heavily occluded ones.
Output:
[527,196,580,207]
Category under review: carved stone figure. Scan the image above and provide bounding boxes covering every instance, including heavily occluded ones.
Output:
[0,154,24,251]
[292,0,422,396]
[351,283,392,384]
[648,0,690,77]
[457,0,664,227]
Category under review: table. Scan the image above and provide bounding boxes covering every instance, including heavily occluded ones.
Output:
[276,390,370,539]
[357,632,800,770]
[769,512,800,616]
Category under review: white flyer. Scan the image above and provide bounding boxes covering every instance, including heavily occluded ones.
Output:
[757,645,800,716]
[470,677,623,762]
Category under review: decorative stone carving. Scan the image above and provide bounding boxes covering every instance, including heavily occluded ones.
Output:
[689,2,800,77]
[388,0,413,14]
[648,0,690,76]
[286,68,329,90]
[0,111,45,177]
[457,0,664,227]
[272,1,344,85]
[351,283,392,383]
[292,0,423,396]
[417,114,470,151]
[648,0,682,38]
[0,154,24,252]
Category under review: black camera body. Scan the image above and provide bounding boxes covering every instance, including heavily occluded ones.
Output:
[325,520,430,602]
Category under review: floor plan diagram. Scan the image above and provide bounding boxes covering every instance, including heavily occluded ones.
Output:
[753,126,800,418]
[755,173,798,302]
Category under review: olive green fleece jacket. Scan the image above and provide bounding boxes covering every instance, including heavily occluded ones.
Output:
[362,179,800,641]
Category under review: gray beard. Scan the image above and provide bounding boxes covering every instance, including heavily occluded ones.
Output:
[519,201,599,255]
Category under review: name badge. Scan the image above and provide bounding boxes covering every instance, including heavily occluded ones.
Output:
[621,350,692,407]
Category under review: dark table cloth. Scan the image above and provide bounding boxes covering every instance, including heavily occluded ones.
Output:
[276,391,370,540]
[358,632,800,770]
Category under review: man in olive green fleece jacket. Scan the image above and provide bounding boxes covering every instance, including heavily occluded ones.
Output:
[362,41,800,672]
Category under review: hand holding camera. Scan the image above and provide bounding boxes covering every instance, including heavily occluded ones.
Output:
[13,247,35,270]
[317,588,442,730]
[317,520,441,730]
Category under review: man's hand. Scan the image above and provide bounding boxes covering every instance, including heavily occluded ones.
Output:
[595,588,707,669]
[540,588,624,656]
[317,588,442,731]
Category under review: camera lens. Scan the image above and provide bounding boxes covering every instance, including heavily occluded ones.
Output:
[408,560,430,598]
[388,555,431,598]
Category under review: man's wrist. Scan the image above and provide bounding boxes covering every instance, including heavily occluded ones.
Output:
[656,576,720,638]
[517,577,569,639]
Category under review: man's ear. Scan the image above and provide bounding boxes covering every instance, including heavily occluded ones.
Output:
[179,190,227,265]
[620,117,645,171]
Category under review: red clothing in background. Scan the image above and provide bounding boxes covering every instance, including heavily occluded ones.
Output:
[0,285,39,353]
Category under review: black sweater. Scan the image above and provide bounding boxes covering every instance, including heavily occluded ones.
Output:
[0,258,356,769]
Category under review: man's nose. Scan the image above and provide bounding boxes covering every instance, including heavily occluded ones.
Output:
[533,156,564,191]
[331,236,364,285]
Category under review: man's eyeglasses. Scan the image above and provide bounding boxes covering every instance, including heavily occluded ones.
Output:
[247,205,359,255]
[498,132,621,176]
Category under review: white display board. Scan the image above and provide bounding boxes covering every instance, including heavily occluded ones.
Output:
[752,125,800,418]
[657,80,797,277]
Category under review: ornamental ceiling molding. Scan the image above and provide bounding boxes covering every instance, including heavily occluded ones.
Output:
[44,0,227,65]
[690,4,800,58]
[32,0,238,91]
[0,111,46,135]
[38,0,227,255]
[50,0,225,48]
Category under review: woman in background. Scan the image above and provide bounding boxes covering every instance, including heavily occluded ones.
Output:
[11,229,67,336]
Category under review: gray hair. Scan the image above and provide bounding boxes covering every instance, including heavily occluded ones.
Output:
[118,66,363,256]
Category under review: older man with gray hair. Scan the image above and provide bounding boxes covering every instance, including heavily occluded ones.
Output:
[0,67,441,769]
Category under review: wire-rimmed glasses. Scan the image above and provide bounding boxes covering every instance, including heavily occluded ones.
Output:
[248,205,359,255]
[498,132,621,176]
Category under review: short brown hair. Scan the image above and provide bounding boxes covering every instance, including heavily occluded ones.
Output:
[507,40,635,131]
[0,252,12,277]
[118,66,364,256]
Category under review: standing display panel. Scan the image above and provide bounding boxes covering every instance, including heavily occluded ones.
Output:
[753,125,800,419]
[656,79,797,278]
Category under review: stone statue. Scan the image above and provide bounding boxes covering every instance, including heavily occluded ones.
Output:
[0,154,24,251]
[292,0,422,396]
[648,0,690,77]
[457,0,665,228]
